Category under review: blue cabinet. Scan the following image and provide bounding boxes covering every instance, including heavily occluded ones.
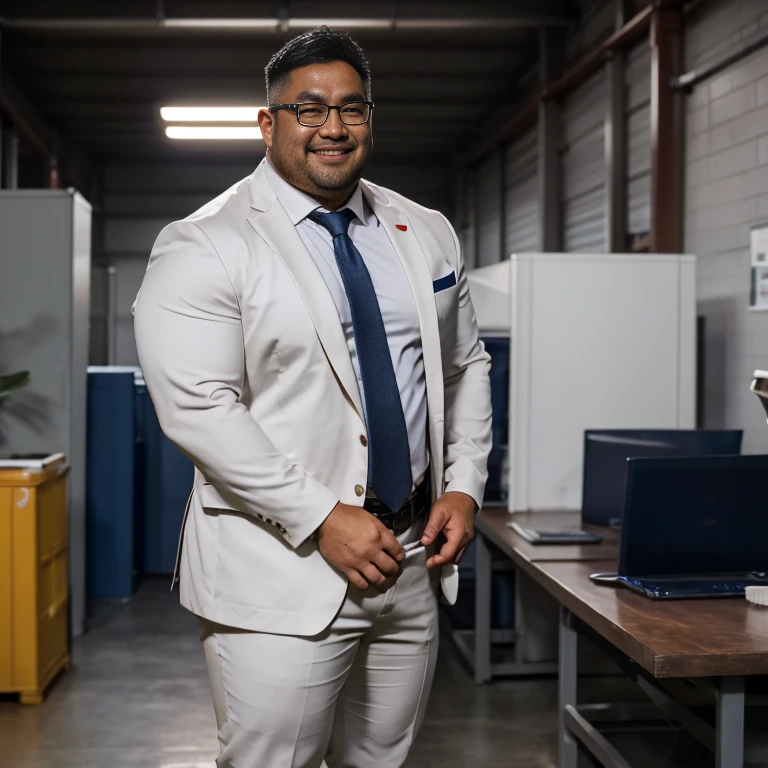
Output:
[86,367,194,599]
[86,368,139,599]
[141,398,193,574]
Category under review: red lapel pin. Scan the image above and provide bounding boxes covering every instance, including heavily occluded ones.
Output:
[396,224,408,231]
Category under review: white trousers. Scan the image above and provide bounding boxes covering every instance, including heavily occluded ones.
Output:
[198,534,439,768]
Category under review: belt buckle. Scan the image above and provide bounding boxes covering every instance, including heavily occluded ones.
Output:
[365,476,429,532]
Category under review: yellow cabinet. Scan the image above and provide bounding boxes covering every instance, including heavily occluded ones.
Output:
[0,460,70,704]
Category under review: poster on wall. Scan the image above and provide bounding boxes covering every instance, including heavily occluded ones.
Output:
[750,224,768,310]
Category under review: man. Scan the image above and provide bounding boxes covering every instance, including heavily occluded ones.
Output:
[133,27,491,768]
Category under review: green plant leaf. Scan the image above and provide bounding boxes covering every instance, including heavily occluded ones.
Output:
[0,371,31,395]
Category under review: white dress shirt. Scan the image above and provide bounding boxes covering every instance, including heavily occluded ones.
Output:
[264,159,428,490]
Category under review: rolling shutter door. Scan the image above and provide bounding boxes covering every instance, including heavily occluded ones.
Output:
[504,128,539,256]
[562,70,608,252]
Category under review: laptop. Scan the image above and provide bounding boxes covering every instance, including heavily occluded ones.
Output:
[591,454,768,599]
[510,430,743,545]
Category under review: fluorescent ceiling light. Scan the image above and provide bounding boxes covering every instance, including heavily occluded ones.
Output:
[161,106,263,122]
[289,18,391,29]
[166,126,263,140]
[162,18,276,28]
[161,17,392,30]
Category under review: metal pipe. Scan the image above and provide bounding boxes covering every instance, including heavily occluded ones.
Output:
[541,5,652,102]
[470,5,652,166]
[671,27,768,91]
[0,15,575,32]
[48,157,59,189]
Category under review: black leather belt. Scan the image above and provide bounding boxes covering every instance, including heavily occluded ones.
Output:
[364,475,431,536]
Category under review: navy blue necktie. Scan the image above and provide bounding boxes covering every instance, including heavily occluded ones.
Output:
[308,208,412,513]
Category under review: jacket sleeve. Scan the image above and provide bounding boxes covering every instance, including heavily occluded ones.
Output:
[132,220,339,548]
[438,214,493,509]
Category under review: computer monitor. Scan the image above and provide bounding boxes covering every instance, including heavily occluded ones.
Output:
[588,429,743,456]
[620,454,768,579]
[581,429,743,527]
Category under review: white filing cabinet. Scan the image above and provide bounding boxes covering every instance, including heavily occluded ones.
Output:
[468,252,696,512]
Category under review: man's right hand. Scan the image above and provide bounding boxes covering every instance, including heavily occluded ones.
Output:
[316,502,406,591]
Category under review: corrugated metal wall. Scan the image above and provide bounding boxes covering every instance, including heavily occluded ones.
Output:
[504,129,540,256]
[626,41,652,237]
[684,0,768,454]
[561,70,608,252]
[475,151,503,266]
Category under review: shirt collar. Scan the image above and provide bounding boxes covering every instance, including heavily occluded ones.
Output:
[264,157,371,226]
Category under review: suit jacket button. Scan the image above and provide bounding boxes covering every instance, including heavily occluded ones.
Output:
[359,435,368,447]
[355,485,365,497]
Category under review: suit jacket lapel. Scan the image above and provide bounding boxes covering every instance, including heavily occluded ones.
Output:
[247,166,365,419]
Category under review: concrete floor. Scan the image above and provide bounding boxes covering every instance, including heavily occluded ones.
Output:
[0,578,751,767]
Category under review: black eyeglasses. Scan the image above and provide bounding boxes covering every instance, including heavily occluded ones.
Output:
[268,101,374,127]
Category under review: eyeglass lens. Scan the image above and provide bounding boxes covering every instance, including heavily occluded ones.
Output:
[297,103,370,126]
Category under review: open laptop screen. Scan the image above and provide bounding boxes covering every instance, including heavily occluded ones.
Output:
[581,430,743,528]
[620,455,768,578]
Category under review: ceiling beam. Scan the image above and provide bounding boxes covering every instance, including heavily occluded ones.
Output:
[27,80,504,101]
[13,72,518,88]
[13,67,526,84]
[0,15,574,35]
[3,47,532,73]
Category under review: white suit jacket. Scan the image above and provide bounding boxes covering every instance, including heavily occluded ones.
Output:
[133,160,492,636]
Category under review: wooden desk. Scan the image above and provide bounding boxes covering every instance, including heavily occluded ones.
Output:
[531,560,768,679]
[524,560,765,768]
[468,509,767,766]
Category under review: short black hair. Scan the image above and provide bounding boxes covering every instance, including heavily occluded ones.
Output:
[265,27,371,105]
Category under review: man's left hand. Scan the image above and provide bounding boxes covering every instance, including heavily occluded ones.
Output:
[421,491,476,568]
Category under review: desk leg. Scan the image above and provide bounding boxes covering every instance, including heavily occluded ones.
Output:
[716,676,744,768]
[559,607,578,768]
[473,532,492,684]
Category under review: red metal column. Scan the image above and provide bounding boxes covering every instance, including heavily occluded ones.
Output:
[650,1,685,253]
[605,0,633,253]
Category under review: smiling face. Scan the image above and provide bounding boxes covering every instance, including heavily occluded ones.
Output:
[258,60,373,209]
